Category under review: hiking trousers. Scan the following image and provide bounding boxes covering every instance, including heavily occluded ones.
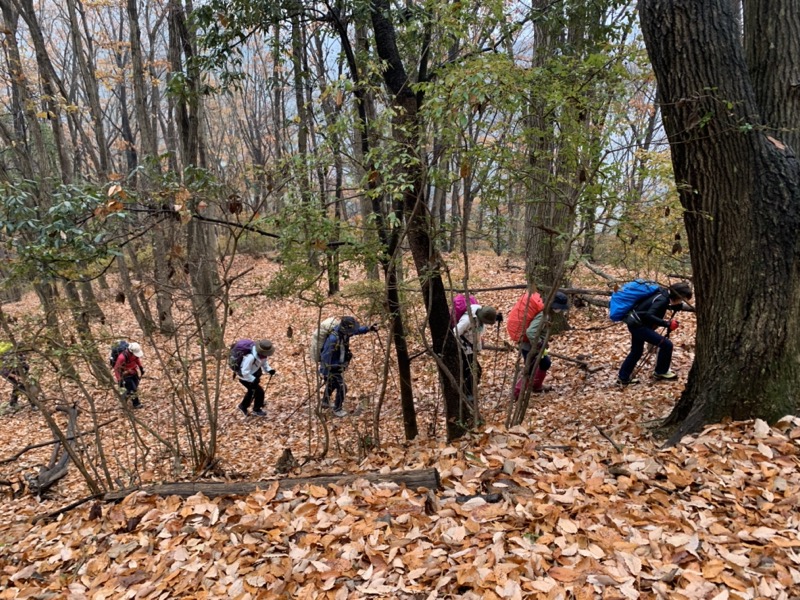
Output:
[322,371,346,411]
[618,325,673,381]
[120,375,141,406]
[239,375,265,412]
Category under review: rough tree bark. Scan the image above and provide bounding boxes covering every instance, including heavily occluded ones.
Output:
[639,0,800,443]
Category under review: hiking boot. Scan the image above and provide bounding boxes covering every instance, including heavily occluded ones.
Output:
[616,376,640,386]
[321,399,330,409]
[333,409,347,418]
[237,404,249,417]
[252,409,267,417]
[653,371,678,380]
[132,401,142,409]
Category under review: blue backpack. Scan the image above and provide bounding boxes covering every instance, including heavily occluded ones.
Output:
[609,280,661,322]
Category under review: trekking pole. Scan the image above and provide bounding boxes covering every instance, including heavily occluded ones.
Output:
[264,372,274,400]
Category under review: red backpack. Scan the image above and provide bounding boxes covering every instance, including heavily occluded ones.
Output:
[450,294,478,327]
[506,292,545,342]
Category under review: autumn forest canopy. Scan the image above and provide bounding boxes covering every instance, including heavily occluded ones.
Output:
[0,0,799,597]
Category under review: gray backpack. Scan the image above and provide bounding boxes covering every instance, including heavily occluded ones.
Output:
[309,317,340,362]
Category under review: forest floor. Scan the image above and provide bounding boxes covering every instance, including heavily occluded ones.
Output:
[0,253,798,599]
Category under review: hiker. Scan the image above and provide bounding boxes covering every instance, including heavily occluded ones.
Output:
[454,303,500,400]
[237,339,276,418]
[617,282,693,385]
[513,291,570,397]
[319,317,378,417]
[0,342,30,407]
[113,341,145,408]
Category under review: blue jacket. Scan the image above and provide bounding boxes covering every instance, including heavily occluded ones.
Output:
[319,324,369,376]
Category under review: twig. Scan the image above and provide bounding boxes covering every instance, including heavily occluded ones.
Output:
[582,259,619,282]
[31,493,104,524]
[595,425,623,453]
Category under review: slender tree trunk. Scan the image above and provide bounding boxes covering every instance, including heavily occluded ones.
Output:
[33,283,78,380]
[63,281,113,384]
[116,251,155,335]
[168,0,222,349]
[78,281,105,324]
[448,159,461,253]
[65,0,110,176]
[326,9,418,436]
[371,0,468,439]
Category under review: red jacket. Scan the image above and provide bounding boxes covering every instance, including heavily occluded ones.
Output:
[114,350,142,382]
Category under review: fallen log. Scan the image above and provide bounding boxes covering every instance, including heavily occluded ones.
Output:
[103,467,441,502]
[449,284,613,296]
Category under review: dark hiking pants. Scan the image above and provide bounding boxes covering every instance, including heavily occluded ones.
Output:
[239,374,265,412]
[618,325,673,381]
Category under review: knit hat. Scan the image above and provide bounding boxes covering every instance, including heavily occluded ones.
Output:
[551,292,569,312]
[668,282,693,302]
[339,316,358,334]
[255,340,275,357]
[127,342,144,358]
[476,306,498,325]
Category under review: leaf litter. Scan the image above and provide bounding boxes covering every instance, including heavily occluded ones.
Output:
[1,255,799,599]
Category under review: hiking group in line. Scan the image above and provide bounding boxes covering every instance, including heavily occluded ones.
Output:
[1,278,692,417]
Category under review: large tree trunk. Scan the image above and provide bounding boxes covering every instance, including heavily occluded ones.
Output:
[640,0,800,443]
[743,0,800,154]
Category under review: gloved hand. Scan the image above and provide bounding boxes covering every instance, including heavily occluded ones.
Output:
[369,323,379,332]
[139,367,145,376]
[668,319,679,332]
[495,312,503,324]
[267,368,276,376]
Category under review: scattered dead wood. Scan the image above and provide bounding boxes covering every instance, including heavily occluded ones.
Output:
[25,405,79,496]
[582,260,619,283]
[595,425,624,453]
[103,467,442,502]
[547,351,604,373]
[31,493,104,524]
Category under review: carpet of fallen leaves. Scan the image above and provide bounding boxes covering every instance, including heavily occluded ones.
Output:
[1,254,799,599]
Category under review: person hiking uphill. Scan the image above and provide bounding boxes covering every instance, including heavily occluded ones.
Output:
[237,339,276,417]
[319,316,378,417]
[454,303,500,401]
[113,342,145,408]
[617,282,693,385]
[513,291,569,397]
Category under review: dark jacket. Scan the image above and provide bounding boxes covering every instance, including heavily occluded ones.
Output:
[631,289,673,329]
[319,324,369,376]
[0,351,28,379]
